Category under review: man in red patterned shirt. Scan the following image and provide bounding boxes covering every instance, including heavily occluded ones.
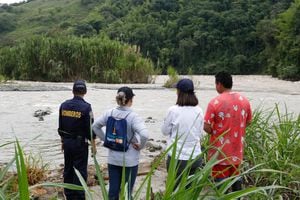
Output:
[204,71,252,192]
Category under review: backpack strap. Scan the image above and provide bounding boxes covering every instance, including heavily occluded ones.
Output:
[123,111,131,119]
[121,111,135,145]
[125,112,136,145]
[110,108,135,145]
[110,109,114,117]
[112,108,131,120]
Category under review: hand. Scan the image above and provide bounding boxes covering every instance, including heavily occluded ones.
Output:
[132,143,140,150]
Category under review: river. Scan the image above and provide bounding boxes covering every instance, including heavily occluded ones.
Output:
[0,75,299,169]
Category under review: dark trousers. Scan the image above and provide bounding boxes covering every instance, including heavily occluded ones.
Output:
[63,138,88,200]
[108,164,138,200]
[215,177,243,192]
[166,156,202,189]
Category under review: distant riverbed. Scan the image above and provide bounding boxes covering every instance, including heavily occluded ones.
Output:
[0,75,299,169]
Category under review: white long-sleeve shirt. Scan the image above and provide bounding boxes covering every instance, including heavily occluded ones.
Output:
[161,105,204,160]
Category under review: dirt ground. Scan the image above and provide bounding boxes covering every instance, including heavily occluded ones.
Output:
[29,140,167,200]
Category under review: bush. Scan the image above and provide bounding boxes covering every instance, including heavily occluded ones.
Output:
[25,153,48,185]
[163,66,179,88]
[278,65,300,81]
[117,48,155,83]
[0,35,156,83]
[0,13,16,33]
[73,23,96,37]
[0,47,20,79]
[244,105,300,198]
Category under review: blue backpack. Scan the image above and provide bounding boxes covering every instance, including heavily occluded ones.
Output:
[104,110,132,152]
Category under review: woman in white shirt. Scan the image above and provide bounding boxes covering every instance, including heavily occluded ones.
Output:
[161,78,204,188]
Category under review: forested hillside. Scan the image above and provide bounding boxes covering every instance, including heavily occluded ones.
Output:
[0,0,300,81]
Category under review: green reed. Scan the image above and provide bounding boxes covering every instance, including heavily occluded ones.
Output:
[163,66,179,88]
[0,142,15,199]
[15,139,30,200]
[244,104,300,198]
[0,35,156,83]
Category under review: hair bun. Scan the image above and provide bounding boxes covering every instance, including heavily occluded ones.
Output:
[116,91,127,106]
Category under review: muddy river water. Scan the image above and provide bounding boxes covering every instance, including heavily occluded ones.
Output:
[0,75,299,169]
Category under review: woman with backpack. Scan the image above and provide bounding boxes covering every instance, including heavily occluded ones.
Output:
[92,86,149,200]
[161,78,205,189]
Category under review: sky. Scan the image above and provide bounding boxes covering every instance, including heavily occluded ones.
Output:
[0,0,24,4]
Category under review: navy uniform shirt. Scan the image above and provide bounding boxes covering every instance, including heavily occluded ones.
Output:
[58,96,95,140]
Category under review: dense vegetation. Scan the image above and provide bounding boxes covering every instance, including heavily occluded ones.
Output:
[0,0,300,81]
[0,35,154,82]
[244,106,300,198]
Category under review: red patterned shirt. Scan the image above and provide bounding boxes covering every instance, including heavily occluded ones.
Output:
[204,91,252,165]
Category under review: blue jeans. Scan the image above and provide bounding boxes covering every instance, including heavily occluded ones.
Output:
[215,177,243,196]
[108,164,138,200]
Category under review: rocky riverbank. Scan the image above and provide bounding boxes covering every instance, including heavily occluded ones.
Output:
[23,139,167,199]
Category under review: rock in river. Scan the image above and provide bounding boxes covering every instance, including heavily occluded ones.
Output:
[33,108,52,121]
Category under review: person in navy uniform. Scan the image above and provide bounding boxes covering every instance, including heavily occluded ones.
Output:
[58,80,96,200]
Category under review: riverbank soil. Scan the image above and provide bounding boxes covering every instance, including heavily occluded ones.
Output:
[29,140,167,199]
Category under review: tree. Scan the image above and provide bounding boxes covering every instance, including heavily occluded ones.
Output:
[73,23,95,37]
[0,13,16,33]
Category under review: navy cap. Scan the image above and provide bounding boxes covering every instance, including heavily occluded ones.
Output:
[175,78,194,93]
[73,80,87,93]
[117,86,135,99]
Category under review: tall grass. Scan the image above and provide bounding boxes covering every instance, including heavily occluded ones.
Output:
[244,105,300,198]
[1,105,300,199]
[0,142,15,199]
[163,66,179,88]
[0,35,156,83]
[15,139,30,200]
[24,153,48,185]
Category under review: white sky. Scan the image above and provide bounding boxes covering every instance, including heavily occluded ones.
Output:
[0,0,24,4]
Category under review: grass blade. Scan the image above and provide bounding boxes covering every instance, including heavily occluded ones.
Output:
[0,157,15,182]
[32,182,83,190]
[15,139,30,200]
[74,168,92,200]
[93,154,109,200]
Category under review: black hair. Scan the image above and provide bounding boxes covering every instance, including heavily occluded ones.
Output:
[176,90,198,106]
[73,90,86,96]
[215,71,232,89]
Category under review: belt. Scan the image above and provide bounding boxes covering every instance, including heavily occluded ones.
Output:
[63,134,83,140]
[58,129,86,140]
[63,135,88,144]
